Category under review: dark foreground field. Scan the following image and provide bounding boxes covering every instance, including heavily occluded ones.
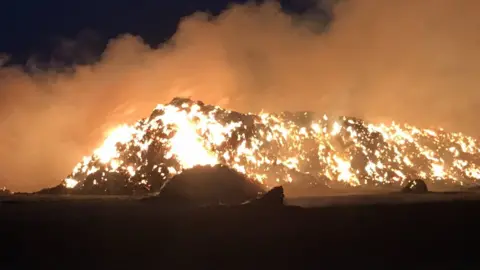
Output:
[1,192,480,268]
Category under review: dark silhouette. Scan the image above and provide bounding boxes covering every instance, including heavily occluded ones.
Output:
[245,185,285,206]
[402,179,429,193]
[145,164,264,206]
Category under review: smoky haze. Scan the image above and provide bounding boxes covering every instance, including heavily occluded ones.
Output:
[1,0,479,191]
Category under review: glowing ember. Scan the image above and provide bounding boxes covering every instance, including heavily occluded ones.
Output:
[63,98,480,193]
[64,178,79,189]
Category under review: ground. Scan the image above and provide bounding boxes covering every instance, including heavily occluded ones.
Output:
[1,191,479,268]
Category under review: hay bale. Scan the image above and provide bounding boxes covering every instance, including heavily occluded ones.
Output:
[246,186,285,207]
[401,179,428,193]
[151,164,265,206]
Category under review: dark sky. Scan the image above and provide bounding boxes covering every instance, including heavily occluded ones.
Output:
[0,0,327,65]
[0,0,237,63]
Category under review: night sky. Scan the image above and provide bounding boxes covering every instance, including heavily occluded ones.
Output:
[0,0,329,65]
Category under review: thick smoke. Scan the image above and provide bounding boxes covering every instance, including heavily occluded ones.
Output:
[1,0,479,191]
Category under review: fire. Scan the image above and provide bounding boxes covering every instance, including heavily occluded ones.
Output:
[94,125,137,163]
[62,98,480,192]
[64,178,79,189]
[167,110,218,168]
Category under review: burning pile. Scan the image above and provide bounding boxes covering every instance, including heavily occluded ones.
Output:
[1,187,12,196]
[60,97,480,195]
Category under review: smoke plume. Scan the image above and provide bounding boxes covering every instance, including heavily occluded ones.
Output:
[1,0,479,191]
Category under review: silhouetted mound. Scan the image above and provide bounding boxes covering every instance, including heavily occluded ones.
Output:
[146,164,265,206]
[0,187,12,196]
[402,179,428,193]
[244,186,285,207]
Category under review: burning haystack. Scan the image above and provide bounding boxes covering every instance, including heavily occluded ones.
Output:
[53,97,480,195]
[0,187,12,196]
